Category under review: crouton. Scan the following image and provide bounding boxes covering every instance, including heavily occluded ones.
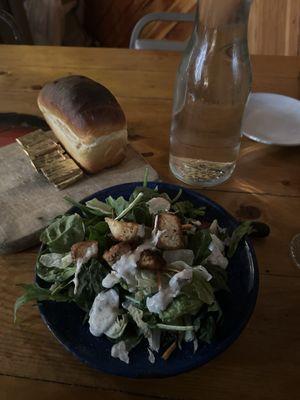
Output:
[71,240,98,262]
[105,217,145,241]
[103,241,133,266]
[156,213,185,250]
[137,249,166,271]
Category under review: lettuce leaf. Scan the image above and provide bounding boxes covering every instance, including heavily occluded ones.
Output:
[64,196,105,217]
[136,270,159,297]
[36,252,75,283]
[37,263,76,283]
[39,252,73,269]
[85,198,113,216]
[159,268,215,323]
[183,269,215,305]
[40,214,85,253]
[159,295,203,323]
[105,315,128,339]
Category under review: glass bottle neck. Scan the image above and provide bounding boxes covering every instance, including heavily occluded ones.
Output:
[196,0,252,29]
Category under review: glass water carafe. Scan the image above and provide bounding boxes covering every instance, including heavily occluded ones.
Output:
[169,0,252,186]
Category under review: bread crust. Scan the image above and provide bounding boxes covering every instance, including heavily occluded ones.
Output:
[38,75,128,173]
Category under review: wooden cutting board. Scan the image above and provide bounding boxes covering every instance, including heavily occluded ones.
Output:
[0,143,158,254]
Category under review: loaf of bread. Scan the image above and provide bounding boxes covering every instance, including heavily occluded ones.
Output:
[37,75,127,173]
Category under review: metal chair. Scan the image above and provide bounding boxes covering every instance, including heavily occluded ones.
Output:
[129,12,195,52]
[0,8,25,43]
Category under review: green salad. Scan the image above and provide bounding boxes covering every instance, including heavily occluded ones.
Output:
[15,173,252,364]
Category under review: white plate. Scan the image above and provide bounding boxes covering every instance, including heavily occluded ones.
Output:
[242,93,300,146]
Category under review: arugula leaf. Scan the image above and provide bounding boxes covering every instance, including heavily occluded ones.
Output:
[205,264,230,292]
[172,201,206,218]
[130,204,152,225]
[188,229,212,264]
[14,283,72,322]
[74,259,107,312]
[87,221,110,255]
[87,221,109,236]
[106,196,129,216]
[130,187,171,203]
[115,192,144,220]
[227,221,253,258]
[40,214,85,253]
[83,216,105,232]
[49,278,74,295]
[193,301,223,343]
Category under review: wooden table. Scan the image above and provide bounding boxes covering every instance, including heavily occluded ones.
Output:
[1,45,300,400]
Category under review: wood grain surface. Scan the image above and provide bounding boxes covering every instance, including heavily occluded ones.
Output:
[0,45,300,400]
[85,0,300,56]
[0,143,158,254]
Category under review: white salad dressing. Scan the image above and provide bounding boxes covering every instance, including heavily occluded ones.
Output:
[169,268,193,293]
[184,329,195,343]
[109,227,164,290]
[146,197,170,215]
[148,329,161,352]
[73,242,98,294]
[146,268,193,314]
[110,252,140,289]
[102,271,120,288]
[148,348,155,364]
[193,338,199,353]
[111,340,129,364]
[146,290,173,314]
[206,233,228,269]
[89,289,119,337]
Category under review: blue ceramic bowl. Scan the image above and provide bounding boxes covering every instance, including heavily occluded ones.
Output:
[37,182,259,378]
